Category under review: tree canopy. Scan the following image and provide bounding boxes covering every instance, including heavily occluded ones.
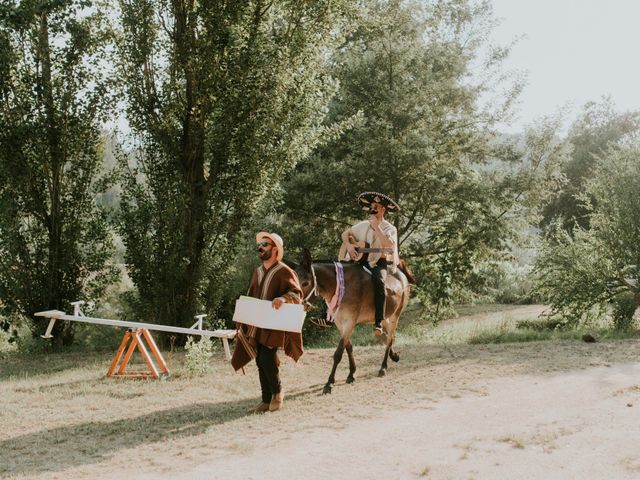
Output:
[0,0,117,345]
[115,0,358,331]
[535,141,640,329]
[277,0,562,319]
[2,0,633,347]
[541,98,640,232]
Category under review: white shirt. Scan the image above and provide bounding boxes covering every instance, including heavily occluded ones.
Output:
[350,220,399,269]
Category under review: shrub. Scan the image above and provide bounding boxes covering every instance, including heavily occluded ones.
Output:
[184,336,213,376]
[516,317,569,331]
[15,334,50,355]
[611,294,638,332]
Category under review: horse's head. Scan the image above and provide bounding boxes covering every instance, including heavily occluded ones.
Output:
[290,248,317,309]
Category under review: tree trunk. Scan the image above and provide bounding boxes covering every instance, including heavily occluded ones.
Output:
[173,1,207,330]
[37,13,71,348]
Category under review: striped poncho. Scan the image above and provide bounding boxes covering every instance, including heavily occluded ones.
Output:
[231,261,304,371]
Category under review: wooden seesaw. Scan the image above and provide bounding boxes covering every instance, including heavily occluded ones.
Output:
[35,301,236,380]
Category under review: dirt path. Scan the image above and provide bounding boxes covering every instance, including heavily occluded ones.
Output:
[4,305,640,479]
[137,302,639,480]
[162,364,640,480]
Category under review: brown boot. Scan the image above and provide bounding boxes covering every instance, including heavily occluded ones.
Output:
[269,391,284,412]
[251,402,270,413]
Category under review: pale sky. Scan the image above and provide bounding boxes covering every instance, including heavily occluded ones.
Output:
[490,0,640,132]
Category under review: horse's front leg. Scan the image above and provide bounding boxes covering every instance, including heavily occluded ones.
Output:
[379,344,390,377]
[378,324,396,377]
[324,338,345,394]
[345,340,356,384]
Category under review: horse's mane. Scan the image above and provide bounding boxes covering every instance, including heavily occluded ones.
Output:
[282,259,298,269]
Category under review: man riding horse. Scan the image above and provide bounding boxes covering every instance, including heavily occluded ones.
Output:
[340,192,400,335]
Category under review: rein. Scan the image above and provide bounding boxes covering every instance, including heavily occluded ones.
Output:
[303,264,318,303]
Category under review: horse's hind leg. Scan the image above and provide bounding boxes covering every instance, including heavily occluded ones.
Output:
[324,338,345,394]
[345,341,356,384]
[389,345,400,363]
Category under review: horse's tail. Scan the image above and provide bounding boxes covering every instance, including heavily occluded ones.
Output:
[398,259,416,284]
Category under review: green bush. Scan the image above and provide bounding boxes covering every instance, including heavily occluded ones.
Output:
[184,336,213,376]
[611,294,637,332]
[516,317,569,331]
[0,328,16,358]
[468,329,553,344]
[15,334,50,355]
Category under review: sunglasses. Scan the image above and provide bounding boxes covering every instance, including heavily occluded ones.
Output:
[257,241,274,248]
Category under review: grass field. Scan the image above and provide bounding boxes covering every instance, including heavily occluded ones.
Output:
[2,304,640,479]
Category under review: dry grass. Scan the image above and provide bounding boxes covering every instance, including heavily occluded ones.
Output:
[498,436,525,449]
[2,305,639,479]
[396,305,549,346]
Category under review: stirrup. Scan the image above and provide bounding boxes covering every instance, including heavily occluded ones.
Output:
[310,317,334,328]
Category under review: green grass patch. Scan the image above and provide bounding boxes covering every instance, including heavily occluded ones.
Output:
[304,304,548,348]
[453,303,525,317]
[468,325,640,345]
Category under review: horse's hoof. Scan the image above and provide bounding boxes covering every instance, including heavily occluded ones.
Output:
[346,376,355,384]
[378,369,386,377]
[322,385,332,394]
[390,352,400,362]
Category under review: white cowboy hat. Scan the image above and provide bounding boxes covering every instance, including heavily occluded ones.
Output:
[256,231,284,261]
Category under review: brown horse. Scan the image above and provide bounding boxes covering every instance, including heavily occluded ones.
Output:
[293,249,412,394]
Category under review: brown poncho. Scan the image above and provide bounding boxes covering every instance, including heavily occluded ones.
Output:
[231,261,304,371]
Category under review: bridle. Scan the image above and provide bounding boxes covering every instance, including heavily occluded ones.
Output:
[302,264,318,309]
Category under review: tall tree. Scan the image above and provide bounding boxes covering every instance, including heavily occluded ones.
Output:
[541,98,640,232]
[116,0,355,330]
[0,0,117,346]
[279,0,561,319]
[535,142,640,329]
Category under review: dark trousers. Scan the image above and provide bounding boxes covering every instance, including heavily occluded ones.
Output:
[371,258,388,322]
[256,343,281,403]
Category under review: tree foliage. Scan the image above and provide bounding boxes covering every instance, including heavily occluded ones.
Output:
[0,0,117,345]
[115,0,356,330]
[278,0,563,320]
[541,98,640,232]
[535,143,640,328]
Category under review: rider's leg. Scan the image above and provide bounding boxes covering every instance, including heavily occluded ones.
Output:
[371,259,387,331]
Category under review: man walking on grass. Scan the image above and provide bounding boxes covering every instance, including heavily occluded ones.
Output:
[231,231,304,413]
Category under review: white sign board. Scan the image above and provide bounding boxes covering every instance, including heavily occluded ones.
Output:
[232,296,306,333]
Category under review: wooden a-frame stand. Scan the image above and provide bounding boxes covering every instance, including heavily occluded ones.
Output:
[107,328,169,380]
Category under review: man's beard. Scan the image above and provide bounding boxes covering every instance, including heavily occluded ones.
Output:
[258,249,273,261]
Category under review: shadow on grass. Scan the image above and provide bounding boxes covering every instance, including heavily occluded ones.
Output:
[0,384,326,477]
[0,406,219,473]
[0,351,113,381]
[4,336,638,476]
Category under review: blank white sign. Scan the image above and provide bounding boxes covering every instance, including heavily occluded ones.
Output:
[232,296,306,333]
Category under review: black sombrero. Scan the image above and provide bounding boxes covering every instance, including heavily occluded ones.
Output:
[357,192,401,213]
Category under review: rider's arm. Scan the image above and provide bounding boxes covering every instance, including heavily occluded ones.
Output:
[341,227,353,244]
[341,226,358,259]
[370,222,395,250]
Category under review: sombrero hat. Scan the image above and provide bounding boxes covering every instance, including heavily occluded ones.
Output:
[357,192,401,213]
[256,231,284,261]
